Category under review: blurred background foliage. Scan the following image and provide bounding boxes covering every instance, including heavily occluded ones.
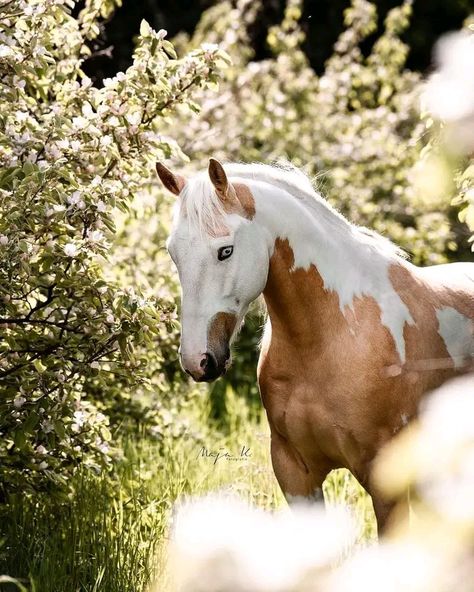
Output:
[79,0,474,81]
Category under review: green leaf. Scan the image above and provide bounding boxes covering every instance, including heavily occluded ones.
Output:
[33,359,47,373]
[14,430,27,451]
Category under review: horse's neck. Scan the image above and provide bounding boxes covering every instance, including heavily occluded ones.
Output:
[262,238,335,348]
[253,181,361,345]
[252,180,413,362]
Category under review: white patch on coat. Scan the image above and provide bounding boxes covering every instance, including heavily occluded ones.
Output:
[436,306,473,368]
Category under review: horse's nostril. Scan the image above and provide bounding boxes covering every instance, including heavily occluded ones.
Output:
[203,352,216,369]
[199,352,218,380]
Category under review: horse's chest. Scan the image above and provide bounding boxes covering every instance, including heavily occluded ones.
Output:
[257,341,406,468]
[258,354,351,454]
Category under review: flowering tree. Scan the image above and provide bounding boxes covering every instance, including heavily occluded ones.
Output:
[0,0,229,494]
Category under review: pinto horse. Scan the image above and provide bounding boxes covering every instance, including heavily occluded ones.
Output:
[156,158,474,531]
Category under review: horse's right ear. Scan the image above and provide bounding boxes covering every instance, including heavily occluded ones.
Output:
[155,162,186,196]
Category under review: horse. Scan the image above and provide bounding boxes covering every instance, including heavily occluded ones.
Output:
[156,158,474,532]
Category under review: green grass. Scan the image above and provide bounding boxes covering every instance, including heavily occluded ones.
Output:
[0,390,376,592]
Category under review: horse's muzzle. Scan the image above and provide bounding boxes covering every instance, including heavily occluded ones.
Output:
[184,350,230,382]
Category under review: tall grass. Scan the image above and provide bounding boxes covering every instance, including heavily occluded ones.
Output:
[0,390,376,592]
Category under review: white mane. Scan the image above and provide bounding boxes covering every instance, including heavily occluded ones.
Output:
[180,162,406,260]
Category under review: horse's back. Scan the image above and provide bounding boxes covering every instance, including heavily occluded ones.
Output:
[418,261,474,283]
[416,261,474,318]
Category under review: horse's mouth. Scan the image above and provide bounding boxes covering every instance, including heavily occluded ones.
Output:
[195,355,231,383]
[195,367,227,383]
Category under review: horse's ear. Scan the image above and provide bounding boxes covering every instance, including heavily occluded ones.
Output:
[155,162,186,196]
[208,158,229,198]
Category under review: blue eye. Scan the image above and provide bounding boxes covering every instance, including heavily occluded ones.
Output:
[218,245,233,261]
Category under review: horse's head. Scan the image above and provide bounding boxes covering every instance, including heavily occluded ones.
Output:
[156,159,269,382]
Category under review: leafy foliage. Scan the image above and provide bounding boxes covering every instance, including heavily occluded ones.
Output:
[0,0,228,495]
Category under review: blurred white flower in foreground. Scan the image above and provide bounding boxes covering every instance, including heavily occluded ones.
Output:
[412,375,474,522]
[167,495,356,592]
[376,374,474,524]
[327,541,443,592]
[422,29,474,151]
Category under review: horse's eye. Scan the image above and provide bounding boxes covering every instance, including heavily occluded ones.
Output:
[218,245,233,261]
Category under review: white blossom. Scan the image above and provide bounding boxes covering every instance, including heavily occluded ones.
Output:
[15,111,28,123]
[0,45,13,58]
[201,43,219,53]
[72,116,88,130]
[99,135,113,147]
[97,441,109,454]
[72,410,86,428]
[125,111,141,126]
[170,495,356,592]
[63,243,78,257]
[41,420,53,434]
[423,31,474,123]
[82,102,95,118]
[13,396,26,409]
[87,229,104,243]
[67,190,81,205]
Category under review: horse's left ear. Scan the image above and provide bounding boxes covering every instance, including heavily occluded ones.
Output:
[208,158,230,198]
[155,162,186,196]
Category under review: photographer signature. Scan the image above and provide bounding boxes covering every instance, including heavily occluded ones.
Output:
[196,445,251,464]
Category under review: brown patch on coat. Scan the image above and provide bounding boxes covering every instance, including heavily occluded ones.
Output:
[258,238,472,523]
[214,182,256,219]
[232,183,256,219]
[207,311,237,358]
[389,264,473,375]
